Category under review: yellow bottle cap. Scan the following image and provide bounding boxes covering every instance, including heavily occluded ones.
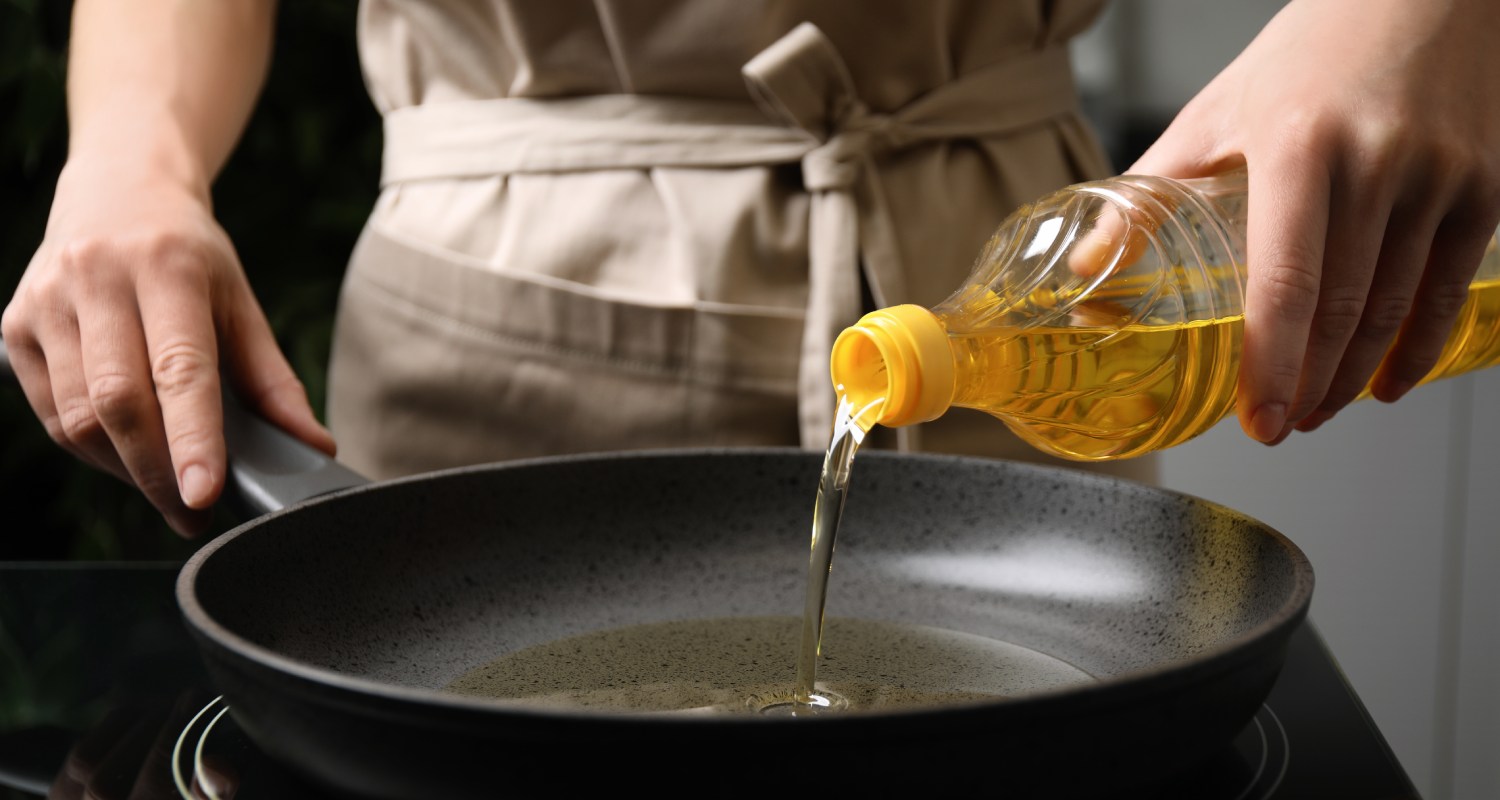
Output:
[829,304,956,428]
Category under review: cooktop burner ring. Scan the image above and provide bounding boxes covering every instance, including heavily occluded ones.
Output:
[1235,705,1290,800]
[173,695,231,800]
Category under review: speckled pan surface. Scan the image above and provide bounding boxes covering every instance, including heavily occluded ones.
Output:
[178,448,1313,797]
[183,448,1310,696]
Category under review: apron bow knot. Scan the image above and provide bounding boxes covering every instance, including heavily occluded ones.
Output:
[380,23,1087,450]
[743,23,899,194]
[801,126,881,191]
[743,23,919,446]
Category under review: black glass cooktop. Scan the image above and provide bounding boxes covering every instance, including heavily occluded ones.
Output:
[0,565,1419,799]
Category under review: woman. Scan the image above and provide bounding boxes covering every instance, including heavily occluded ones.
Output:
[5,0,1498,535]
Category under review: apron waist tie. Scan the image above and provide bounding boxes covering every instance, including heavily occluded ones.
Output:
[381,24,1083,450]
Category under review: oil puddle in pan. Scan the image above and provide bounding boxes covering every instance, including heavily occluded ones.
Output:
[442,616,1094,715]
[448,392,1097,716]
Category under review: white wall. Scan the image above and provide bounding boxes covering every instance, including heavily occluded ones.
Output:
[1075,3,1500,797]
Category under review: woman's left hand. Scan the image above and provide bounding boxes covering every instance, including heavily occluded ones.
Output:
[1129,0,1500,444]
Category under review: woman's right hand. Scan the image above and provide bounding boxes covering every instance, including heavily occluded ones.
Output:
[2,158,334,537]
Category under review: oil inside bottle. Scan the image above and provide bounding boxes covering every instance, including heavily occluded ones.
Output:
[940,276,1500,461]
[946,312,1241,461]
[1358,276,1500,395]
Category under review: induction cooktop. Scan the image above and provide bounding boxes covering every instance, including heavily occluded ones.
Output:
[0,565,1418,799]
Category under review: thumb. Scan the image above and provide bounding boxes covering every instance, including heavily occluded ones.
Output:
[1067,117,1242,279]
[1127,106,1241,180]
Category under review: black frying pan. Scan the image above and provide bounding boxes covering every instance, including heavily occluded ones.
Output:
[184,400,1310,798]
[0,343,1314,797]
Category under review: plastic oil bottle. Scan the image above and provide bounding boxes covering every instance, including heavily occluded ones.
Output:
[830,169,1500,461]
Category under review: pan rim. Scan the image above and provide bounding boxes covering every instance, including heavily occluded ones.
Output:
[176,446,1315,728]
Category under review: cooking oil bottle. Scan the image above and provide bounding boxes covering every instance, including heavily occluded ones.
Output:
[830,169,1500,461]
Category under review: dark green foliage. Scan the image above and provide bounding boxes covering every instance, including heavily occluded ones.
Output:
[0,1,380,559]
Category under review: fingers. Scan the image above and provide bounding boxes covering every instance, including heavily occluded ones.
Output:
[6,170,325,537]
[1283,166,1404,431]
[7,237,219,536]
[136,247,224,509]
[2,331,86,471]
[1116,0,1500,444]
[6,233,322,536]
[70,246,212,536]
[1066,202,1152,280]
[1294,211,1432,430]
[1238,155,1331,443]
[46,329,135,482]
[1292,165,1496,427]
[4,264,137,485]
[1068,118,1229,281]
[1371,211,1496,400]
[71,326,210,538]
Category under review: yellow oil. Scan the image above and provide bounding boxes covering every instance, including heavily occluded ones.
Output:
[443,616,1094,715]
[788,391,882,714]
[946,277,1500,461]
[1360,276,1500,396]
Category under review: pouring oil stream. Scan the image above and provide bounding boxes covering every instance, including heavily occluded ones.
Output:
[788,389,883,712]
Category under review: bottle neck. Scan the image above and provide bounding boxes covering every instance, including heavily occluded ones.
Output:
[829,305,956,428]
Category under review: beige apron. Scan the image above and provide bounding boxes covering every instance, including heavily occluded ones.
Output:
[329,0,1158,484]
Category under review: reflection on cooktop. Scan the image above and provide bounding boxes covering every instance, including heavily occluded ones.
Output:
[0,565,1418,799]
[170,697,1294,800]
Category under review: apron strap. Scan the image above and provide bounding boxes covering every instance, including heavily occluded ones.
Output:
[381,23,1083,450]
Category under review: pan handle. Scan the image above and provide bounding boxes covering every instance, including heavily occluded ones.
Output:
[219,383,368,515]
[0,338,368,517]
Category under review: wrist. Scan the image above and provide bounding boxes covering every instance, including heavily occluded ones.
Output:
[65,96,215,203]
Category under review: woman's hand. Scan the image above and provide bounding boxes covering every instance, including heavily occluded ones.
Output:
[1130,0,1500,443]
[2,0,327,537]
[2,161,333,537]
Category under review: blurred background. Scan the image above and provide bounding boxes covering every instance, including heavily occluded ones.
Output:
[1,1,1496,797]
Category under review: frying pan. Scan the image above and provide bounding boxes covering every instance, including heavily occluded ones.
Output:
[0,343,1314,797]
[181,403,1311,798]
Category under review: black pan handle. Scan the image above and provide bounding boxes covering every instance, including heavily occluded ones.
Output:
[0,338,368,518]
[219,384,368,515]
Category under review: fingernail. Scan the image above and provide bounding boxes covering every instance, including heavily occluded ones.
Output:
[1250,403,1286,444]
[181,465,213,508]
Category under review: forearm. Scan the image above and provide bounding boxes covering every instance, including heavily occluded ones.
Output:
[65,0,277,198]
